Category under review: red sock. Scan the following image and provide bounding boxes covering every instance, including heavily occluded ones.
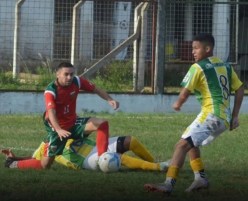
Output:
[17,159,42,169]
[96,121,109,156]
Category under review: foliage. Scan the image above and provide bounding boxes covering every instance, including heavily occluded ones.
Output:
[0,66,55,91]
[35,66,55,88]
[0,71,20,89]
[92,60,133,92]
[0,61,134,92]
[1,113,248,201]
[1,61,247,93]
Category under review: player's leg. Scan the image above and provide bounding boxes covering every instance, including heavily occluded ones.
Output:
[83,136,155,171]
[3,142,44,169]
[120,136,155,162]
[185,147,209,192]
[144,112,207,194]
[83,137,118,170]
[2,149,41,169]
[39,125,67,169]
[7,156,54,169]
[185,114,227,192]
[4,142,42,169]
[144,138,192,194]
[5,123,67,169]
[116,136,170,171]
[40,156,55,169]
[5,141,56,169]
[83,117,109,156]
[144,113,227,194]
[120,154,169,171]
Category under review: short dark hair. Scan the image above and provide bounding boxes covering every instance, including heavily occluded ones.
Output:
[56,62,74,71]
[193,33,215,48]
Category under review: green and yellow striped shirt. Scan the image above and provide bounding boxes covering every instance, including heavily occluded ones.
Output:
[181,56,243,124]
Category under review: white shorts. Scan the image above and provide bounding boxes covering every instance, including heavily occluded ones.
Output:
[83,137,119,170]
[181,113,228,147]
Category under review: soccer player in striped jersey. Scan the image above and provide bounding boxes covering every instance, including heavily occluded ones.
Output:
[4,62,119,170]
[2,136,170,172]
[144,33,244,195]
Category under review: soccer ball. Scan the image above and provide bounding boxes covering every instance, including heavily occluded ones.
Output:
[98,152,121,173]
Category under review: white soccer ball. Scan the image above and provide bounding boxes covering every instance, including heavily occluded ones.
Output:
[98,152,121,173]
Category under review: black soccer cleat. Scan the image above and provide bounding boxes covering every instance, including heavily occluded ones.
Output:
[4,157,16,168]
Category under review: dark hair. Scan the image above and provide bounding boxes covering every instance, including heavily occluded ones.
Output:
[193,33,215,48]
[56,62,74,71]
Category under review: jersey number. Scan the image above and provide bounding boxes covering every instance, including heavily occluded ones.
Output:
[219,75,229,100]
[64,105,70,114]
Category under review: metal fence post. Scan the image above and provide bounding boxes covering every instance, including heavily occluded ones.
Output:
[154,0,165,94]
[71,0,84,73]
[13,0,25,79]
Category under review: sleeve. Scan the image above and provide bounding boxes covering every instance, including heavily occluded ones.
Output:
[79,77,96,92]
[231,67,243,92]
[181,64,199,92]
[44,90,56,110]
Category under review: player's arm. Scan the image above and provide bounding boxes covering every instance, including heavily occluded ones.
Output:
[173,65,198,111]
[47,108,71,141]
[79,76,119,110]
[230,84,244,131]
[172,88,191,111]
[44,92,71,140]
[93,87,119,110]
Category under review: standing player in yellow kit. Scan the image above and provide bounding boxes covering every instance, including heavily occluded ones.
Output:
[144,33,244,195]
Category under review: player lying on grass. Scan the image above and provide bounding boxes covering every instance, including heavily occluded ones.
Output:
[2,135,170,172]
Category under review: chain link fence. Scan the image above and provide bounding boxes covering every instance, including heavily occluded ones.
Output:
[164,0,248,89]
[0,0,247,91]
[0,0,157,92]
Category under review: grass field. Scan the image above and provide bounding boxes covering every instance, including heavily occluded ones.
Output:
[0,112,248,201]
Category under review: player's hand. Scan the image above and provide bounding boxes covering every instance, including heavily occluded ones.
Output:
[56,129,71,141]
[230,117,239,131]
[172,102,181,111]
[108,100,119,110]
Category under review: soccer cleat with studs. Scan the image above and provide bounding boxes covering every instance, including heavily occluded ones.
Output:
[185,178,209,192]
[144,182,173,195]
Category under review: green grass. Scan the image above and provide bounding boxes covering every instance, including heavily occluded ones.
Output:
[0,113,248,201]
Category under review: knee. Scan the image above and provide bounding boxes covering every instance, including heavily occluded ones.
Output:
[123,136,132,149]
[41,162,50,169]
[175,139,191,152]
[93,118,108,129]
[85,118,109,132]
[41,157,54,169]
[97,121,109,130]
[117,136,130,153]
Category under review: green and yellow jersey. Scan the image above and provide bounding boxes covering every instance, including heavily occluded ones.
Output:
[181,56,243,124]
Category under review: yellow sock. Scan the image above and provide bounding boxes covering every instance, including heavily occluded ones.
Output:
[166,166,179,179]
[129,136,155,162]
[190,158,205,179]
[190,158,204,172]
[121,154,159,171]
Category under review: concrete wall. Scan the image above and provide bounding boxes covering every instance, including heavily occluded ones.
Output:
[0,91,247,114]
